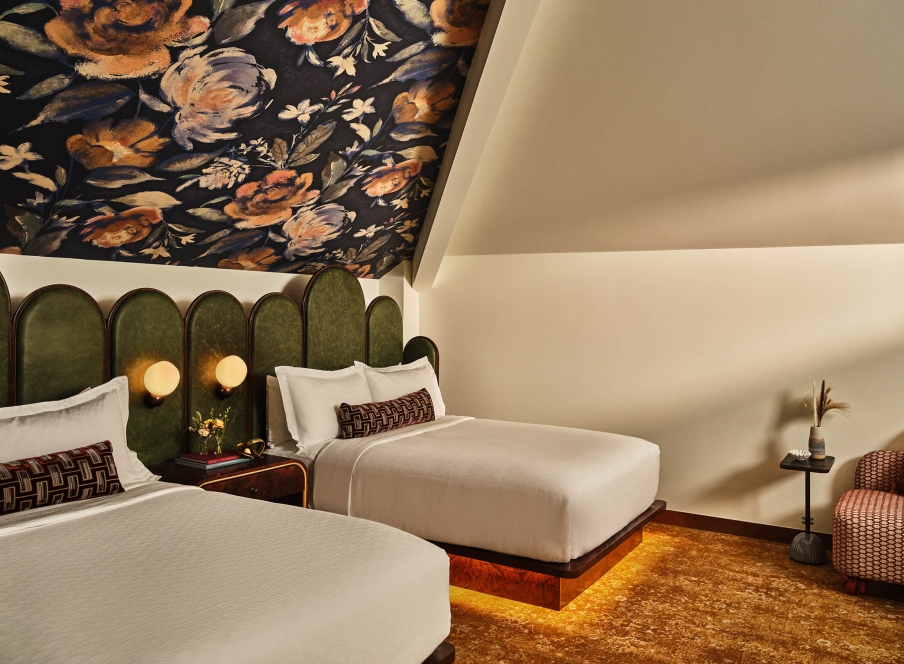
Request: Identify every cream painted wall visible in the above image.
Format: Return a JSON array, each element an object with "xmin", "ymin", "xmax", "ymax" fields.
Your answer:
[
  {"xmin": 447, "ymin": 0, "xmax": 904, "ymax": 256},
  {"xmin": 0, "ymin": 254, "xmax": 418, "ymax": 337},
  {"xmin": 419, "ymin": 247, "xmax": 904, "ymax": 531}
]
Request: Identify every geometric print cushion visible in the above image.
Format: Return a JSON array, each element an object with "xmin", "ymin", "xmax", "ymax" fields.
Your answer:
[
  {"xmin": 338, "ymin": 389, "xmax": 435, "ymax": 439},
  {"xmin": 0, "ymin": 442, "xmax": 122, "ymax": 515}
]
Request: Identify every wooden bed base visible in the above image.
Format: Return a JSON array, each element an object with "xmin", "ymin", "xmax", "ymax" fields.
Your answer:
[
  {"xmin": 433, "ymin": 500, "xmax": 666, "ymax": 610},
  {"xmin": 422, "ymin": 641, "xmax": 455, "ymax": 663}
]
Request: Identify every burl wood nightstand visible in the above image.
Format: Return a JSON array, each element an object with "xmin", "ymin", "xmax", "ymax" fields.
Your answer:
[{"xmin": 149, "ymin": 454, "xmax": 307, "ymax": 507}]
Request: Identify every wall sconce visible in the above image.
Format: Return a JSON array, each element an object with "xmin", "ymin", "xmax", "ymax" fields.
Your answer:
[
  {"xmin": 215, "ymin": 355, "xmax": 247, "ymax": 399},
  {"xmin": 144, "ymin": 361, "xmax": 180, "ymax": 408}
]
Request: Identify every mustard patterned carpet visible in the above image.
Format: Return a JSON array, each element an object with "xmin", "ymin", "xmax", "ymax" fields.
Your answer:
[{"xmin": 448, "ymin": 524, "xmax": 904, "ymax": 664}]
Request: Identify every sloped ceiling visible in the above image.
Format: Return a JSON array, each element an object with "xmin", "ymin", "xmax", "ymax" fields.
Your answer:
[
  {"xmin": 0, "ymin": 0, "xmax": 490, "ymax": 278},
  {"xmin": 446, "ymin": 0, "xmax": 904, "ymax": 256}
]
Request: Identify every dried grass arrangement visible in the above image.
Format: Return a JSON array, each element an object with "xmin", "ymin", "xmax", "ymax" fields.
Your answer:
[{"xmin": 803, "ymin": 380, "xmax": 851, "ymax": 428}]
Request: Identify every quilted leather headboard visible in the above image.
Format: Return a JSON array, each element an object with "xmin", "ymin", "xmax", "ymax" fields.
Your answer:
[
  {"xmin": 366, "ymin": 297, "xmax": 404, "ymax": 368},
  {"xmin": 109, "ymin": 289, "xmax": 184, "ymax": 465},
  {"xmin": 14, "ymin": 286, "xmax": 105, "ymax": 405},
  {"xmin": 302, "ymin": 265, "xmax": 366, "ymax": 371},
  {"xmin": 0, "ymin": 266, "xmax": 438, "ymax": 463},
  {"xmin": 185, "ymin": 292, "xmax": 249, "ymax": 454},
  {"xmin": 250, "ymin": 294, "xmax": 302, "ymax": 440}
]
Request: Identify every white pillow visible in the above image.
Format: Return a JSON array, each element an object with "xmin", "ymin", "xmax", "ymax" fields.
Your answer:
[
  {"xmin": 0, "ymin": 377, "xmax": 157, "ymax": 489},
  {"xmin": 275, "ymin": 365, "xmax": 373, "ymax": 457},
  {"xmin": 355, "ymin": 357, "xmax": 445, "ymax": 418},
  {"xmin": 266, "ymin": 375, "xmax": 294, "ymax": 452}
]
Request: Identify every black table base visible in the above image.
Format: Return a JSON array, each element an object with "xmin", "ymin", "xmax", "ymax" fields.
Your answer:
[{"xmin": 790, "ymin": 532, "xmax": 826, "ymax": 565}]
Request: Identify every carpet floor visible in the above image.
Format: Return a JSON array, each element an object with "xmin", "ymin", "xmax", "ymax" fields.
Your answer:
[{"xmin": 448, "ymin": 524, "xmax": 904, "ymax": 663}]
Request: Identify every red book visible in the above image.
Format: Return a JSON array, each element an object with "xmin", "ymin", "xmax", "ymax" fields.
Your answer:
[{"xmin": 180, "ymin": 452, "xmax": 240, "ymax": 465}]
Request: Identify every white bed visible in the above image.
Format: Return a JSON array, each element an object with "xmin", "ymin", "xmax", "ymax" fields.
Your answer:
[
  {"xmin": 0, "ymin": 481, "xmax": 450, "ymax": 664},
  {"xmin": 275, "ymin": 416, "xmax": 660, "ymax": 563}
]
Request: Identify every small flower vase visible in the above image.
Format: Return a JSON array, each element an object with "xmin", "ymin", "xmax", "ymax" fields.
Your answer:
[
  {"xmin": 215, "ymin": 437, "xmax": 223, "ymax": 455},
  {"xmin": 198, "ymin": 437, "xmax": 209, "ymax": 455},
  {"xmin": 808, "ymin": 426, "xmax": 826, "ymax": 460}
]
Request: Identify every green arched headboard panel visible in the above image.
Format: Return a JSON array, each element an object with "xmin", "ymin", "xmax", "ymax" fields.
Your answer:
[
  {"xmin": 185, "ymin": 292, "xmax": 248, "ymax": 452},
  {"xmin": 366, "ymin": 296, "xmax": 403, "ymax": 368},
  {"xmin": 250, "ymin": 293, "xmax": 302, "ymax": 439},
  {"xmin": 109, "ymin": 289, "xmax": 184, "ymax": 465},
  {"xmin": 0, "ymin": 271, "xmax": 9, "ymax": 406},
  {"xmin": 404, "ymin": 336, "xmax": 440, "ymax": 379},
  {"xmin": 302, "ymin": 266, "xmax": 365, "ymax": 370},
  {"xmin": 14, "ymin": 286, "xmax": 105, "ymax": 404}
]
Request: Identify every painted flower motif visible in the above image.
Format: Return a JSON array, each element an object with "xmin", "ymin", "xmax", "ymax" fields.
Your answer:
[
  {"xmin": 26, "ymin": 192, "xmax": 49, "ymax": 208},
  {"xmin": 0, "ymin": 143, "xmax": 42, "ymax": 171},
  {"xmin": 0, "ymin": 246, "xmax": 21, "ymax": 255},
  {"xmin": 218, "ymin": 247, "xmax": 280, "ymax": 271},
  {"xmin": 0, "ymin": 76, "xmax": 10, "ymax": 94},
  {"xmin": 361, "ymin": 159, "xmax": 422, "ymax": 197},
  {"xmin": 44, "ymin": 0, "xmax": 209, "ymax": 80},
  {"xmin": 327, "ymin": 54, "xmax": 356, "ymax": 77},
  {"xmin": 66, "ymin": 119, "xmax": 169, "ymax": 170},
  {"xmin": 396, "ymin": 218, "xmax": 418, "ymax": 242},
  {"xmin": 392, "ymin": 80, "xmax": 457, "ymax": 125},
  {"xmin": 283, "ymin": 203, "xmax": 349, "ymax": 259},
  {"xmin": 160, "ymin": 48, "xmax": 277, "ymax": 150},
  {"xmin": 224, "ymin": 170, "xmax": 319, "ymax": 228},
  {"xmin": 353, "ymin": 224, "xmax": 382, "ymax": 238},
  {"xmin": 430, "ymin": 0, "xmax": 489, "ymax": 47},
  {"xmin": 198, "ymin": 157, "xmax": 251, "ymax": 190},
  {"xmin": 278, "ymin": 99, "xmax": 324, "ymax": 123},
  {"xmin": 344, "ymin": 263, "xmax": 370, "ymax": 278},
  {"xmin": 277, "ymin": 0, "xmax": 369, "ymax": 46},
  {"xmin": 341, "ymin": 97, "xmax": 376, "ymax": 121},
  {"xmin": 80, "ymin": 207, "xmax": 163, "ymax": 248}
]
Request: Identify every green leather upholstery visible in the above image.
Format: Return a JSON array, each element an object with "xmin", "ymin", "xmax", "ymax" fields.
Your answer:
[
  {"xmin": 366, "ymin": 296, "xmax": 403, "ymax": 368},
  {"xmin": 0, "ymin": 272, "xmax": 9, "ymax": 406},
  {"xmin": 404, "ymin": 336, "xmax": 440, "ymax": 379},
  {"xmin": 250, "ymin": 293, "xmax": 302, "ymax": 439},
  {"xmin": 14, "ymin": 286, "xmax": 105, "ymax": 404},
  {"xmin": 303, "ymin": 266, "xmax": 365, "ymax": 370},
  {"xmin": 109, "ymin": 290, "xmax": 184, "ymax": 465},
  {"xmin": 185, "ymin": 292, "xmax": 249, "ymax": 452}
]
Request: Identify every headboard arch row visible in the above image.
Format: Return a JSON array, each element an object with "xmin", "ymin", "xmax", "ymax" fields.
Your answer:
[{"xmin": 0, "ymin": 266, "xmax": 437, "ymax": 465}]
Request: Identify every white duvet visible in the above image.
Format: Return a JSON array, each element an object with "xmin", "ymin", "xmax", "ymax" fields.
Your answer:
[
  {"xmin": 306, "ymin": 417, "xmax": 660, "ymax": 563},
  {"xmin": 0, "ymin": 482, "xmax": 450, "ymax": 664}
]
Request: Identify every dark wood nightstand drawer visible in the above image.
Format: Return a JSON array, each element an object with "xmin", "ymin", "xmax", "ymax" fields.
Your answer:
[
  {"xmin": 200, "ymin": 462, "xmax": 305, "ymax": 502},
  {"xmin": 148, "ymin": 455, "xmax": 308, "ymax": 507}
]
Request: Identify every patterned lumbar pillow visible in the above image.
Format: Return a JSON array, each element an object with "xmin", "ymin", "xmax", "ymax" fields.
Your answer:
[
  {"xmin": 0, "ymin": 442, "xmax": 122, "ymax": 515},
  {"xmin": 338, "ymin": 389, "xmax": 435, "ymax": 439}
]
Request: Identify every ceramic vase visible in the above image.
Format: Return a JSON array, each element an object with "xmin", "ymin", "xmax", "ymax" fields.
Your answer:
[{"xmin": 808, "ymin": 426, "xmax": 826, "ymax": 460}]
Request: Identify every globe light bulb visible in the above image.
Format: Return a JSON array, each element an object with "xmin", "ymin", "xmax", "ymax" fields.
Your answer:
[
  {"xmin": 215, "ymin": 355, "xmax": 247, "ymax": 398},
  {"xmin": 143, "ymin": 361, "xmax": 180, "ymax": 408}
]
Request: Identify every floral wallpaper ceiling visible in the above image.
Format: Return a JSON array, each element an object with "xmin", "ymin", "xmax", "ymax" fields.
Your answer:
[{"xmin": 0, "ymin": 0, "xmax": 487, "ymax": 277}]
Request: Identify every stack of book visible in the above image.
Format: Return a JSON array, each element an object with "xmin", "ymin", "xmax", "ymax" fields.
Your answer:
[{"xmin": 174, "ymin": 452, "xmax": 250, "ymax": 470}]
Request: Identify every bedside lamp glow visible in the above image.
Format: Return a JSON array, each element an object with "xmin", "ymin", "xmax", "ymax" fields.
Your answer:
[
  {"xmin": 215, "ymin": 355, "xmax": 247, "ymax": 399},
  {"xmin": 143, "ymin": 361, "xmax": 180, "ymax": 408}
]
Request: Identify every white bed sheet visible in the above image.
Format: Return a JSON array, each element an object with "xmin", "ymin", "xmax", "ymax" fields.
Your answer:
[
  {"xmin": 0, "ymin": 482, "xmax": 450, "ymax": 664},
  {"xmin": 279, "ymin": 416, "xmax": 660, "ymax": 563}
]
